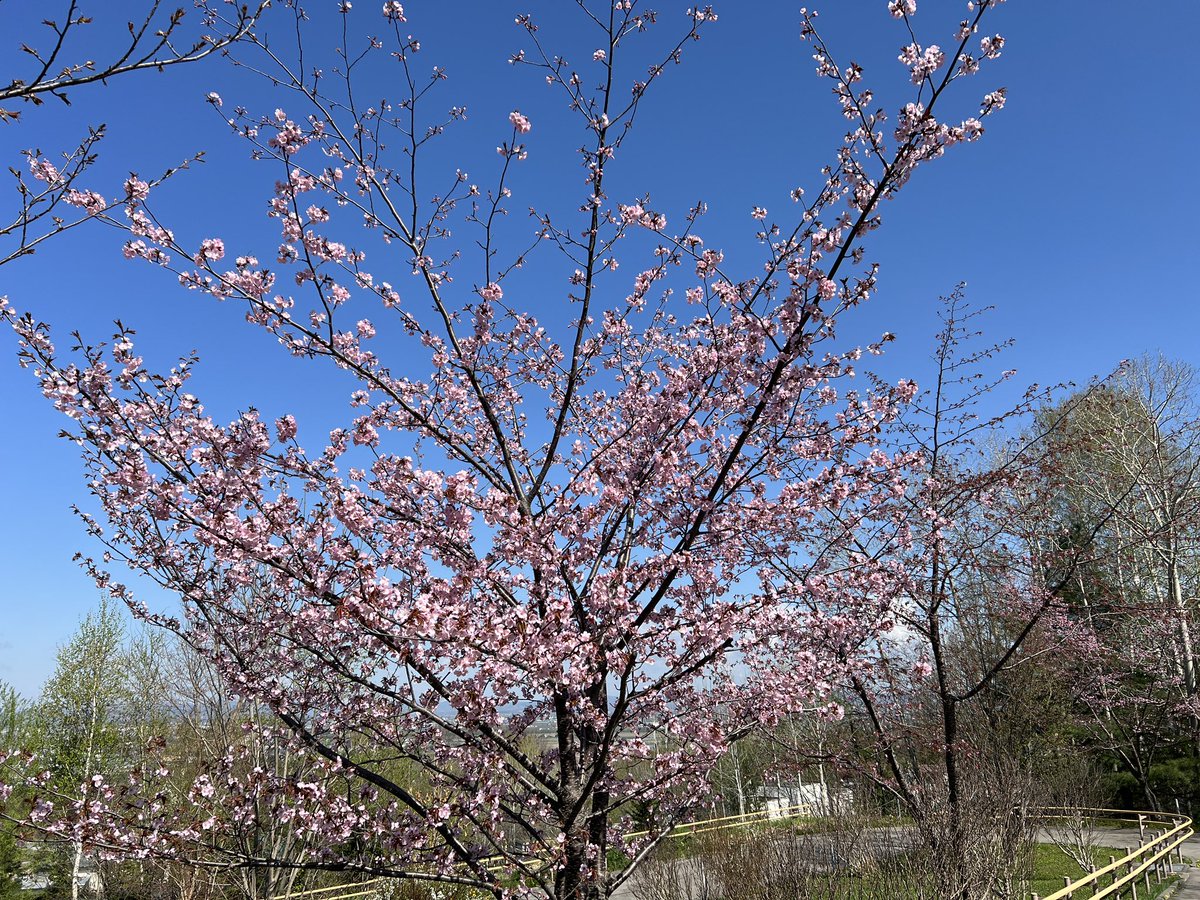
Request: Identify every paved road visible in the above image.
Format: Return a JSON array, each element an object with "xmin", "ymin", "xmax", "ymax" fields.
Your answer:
[
  {"xmin": 1168, "ymin": 830, "xmax": 1200, "ymax": 898},
  {"xmin": 1167, "ymin": 837, "xmax": 1200, "ymax": 899},
  {"xmin": 1170, "ymin": 835, "xmax": 1200, "ymax": 899},
  {"xmin": 1176, "ymin": 871, "xmax": 1200, "ymax": 898}
]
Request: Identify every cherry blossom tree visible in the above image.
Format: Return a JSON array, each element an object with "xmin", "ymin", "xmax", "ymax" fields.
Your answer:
[{"xmin": 1, "ymin": 2, "xmax": 1010, "ymax": 898}]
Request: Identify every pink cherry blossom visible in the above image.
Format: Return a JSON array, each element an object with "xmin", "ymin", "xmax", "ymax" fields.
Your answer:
[
  {"xmin": 508, "ymin": 109, "xmax": 532, "ymax": 134},
  {"xmin": 123, "ymin": 177, "xmax": 150, "ymax": 200},
  {"xmin": 195, "ymin": 237, "xmax": 225, "ymax": 263},
  {"xmin": 29, "ymin": 158, "xmax": 61, "ymax": 184}
]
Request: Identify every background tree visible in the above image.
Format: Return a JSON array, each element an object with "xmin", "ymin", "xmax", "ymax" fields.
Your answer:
[
  {"xmin": 706, "ymin": 728, "xmax": 773, "ymax": 820},
  {"xmin": 0, "ymin": 683, "xmax": 27, "ymax": 900},
  {"xmin": 1045, "ymin": 356, "xmax": 1200, "ymax": 811},
  {"xmin": 30, "ymin": 598, "xmax": 127, "ymax": 900},
  {"xmin": 774, "ymin": 293, "xmax": 1113, "ymax": 899},
  {"xmin": 84, "ymin": 626, "xmax": 319, "ymax": 900},
  {"xmin": 157, "ymin": 629, "xmax": 321, "ymax": 900}
]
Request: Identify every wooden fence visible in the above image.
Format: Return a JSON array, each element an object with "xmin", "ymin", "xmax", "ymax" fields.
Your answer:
[{"xmin": 1033, "ymin": 807, "xmax": 1193, "ymax": 900}]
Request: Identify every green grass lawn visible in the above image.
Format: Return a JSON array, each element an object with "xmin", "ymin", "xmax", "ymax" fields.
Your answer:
[{"xmin": 1021, "ymin": 842, "xmax": 1177, "ymax": 899}]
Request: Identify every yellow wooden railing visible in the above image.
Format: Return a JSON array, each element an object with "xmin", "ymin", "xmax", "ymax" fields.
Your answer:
[{"xmin": 1032, "ymin": 807, "xmax": 1192, "ymax": 900}]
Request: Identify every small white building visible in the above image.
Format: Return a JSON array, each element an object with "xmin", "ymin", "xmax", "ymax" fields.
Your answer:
[
  {"xmin": 17, "ymin": 847, "xmax": 103, "ymax": 895},
  {"xmin": 19, "ymin": 868, "xmax": 102, "ymax": 894},
  {"xmin": 757, "ymin": 780, "xmax": 853, "ymax": 818}
]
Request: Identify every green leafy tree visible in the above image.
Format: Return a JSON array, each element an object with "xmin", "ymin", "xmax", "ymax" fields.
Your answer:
[
  {"xmin": 1042, "ymin": 357, "xmax": 1200, "ymax": 811},
  {"xmin": 33, "ymin": 598, "xmax": 128, "ymax": 900},
  {"xmin": 0, "ymin": 682, "xmax": 26, "ymax": 900}
]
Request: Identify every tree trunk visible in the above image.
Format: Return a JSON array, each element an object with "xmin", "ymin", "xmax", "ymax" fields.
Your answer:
[
  {"xmin": 732, "ymin": 744, "xmax": 746, "ymax": 817},
  {"xmin": 554, "ymin": 830, "xmax": 603, "ymax": 900},
  {"xmin": 1168, "ymin": 549, "xmax": 1197, "ymax": 695},
  {"xmin": 70, "ymin": 840, "xmax": 83, "ymax": 900}
]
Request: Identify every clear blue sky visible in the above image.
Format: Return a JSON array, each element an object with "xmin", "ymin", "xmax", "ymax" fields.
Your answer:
[{"xmin": 1, "ymin": 1, "xmax": 1196, "ymax": 696}]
